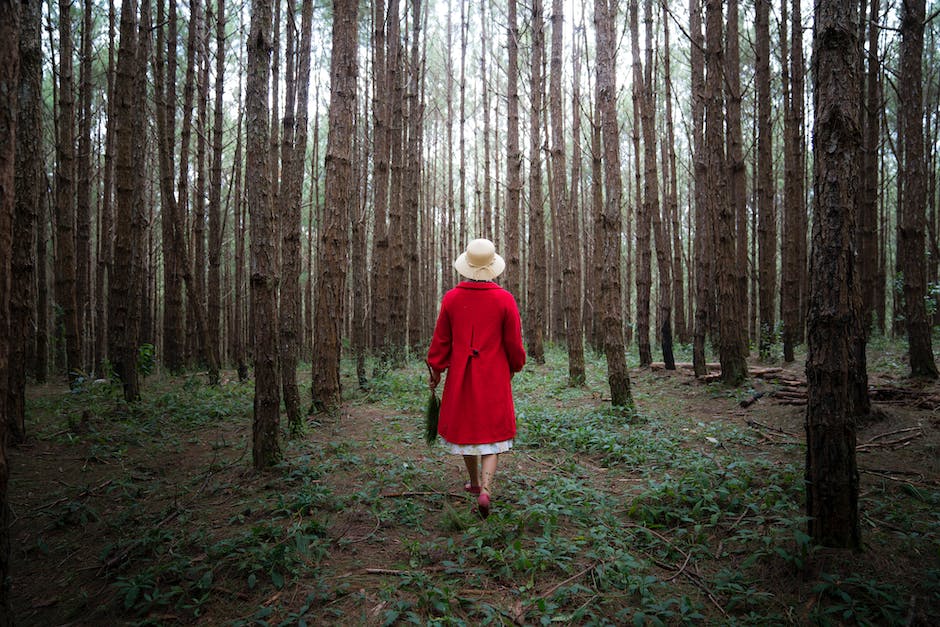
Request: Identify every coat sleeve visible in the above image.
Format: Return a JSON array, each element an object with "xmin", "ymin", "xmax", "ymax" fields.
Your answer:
[
  {"xmin": 426, "ymin": 300, "xmax": 453, "ymax": 372},
  {"xmin": 502, "ymin": 295, "xmax": 526, "ymax": 373}
]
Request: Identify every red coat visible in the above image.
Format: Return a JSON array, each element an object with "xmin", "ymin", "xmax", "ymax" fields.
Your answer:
[{"xmin": 427, "ymin": 281, "xmax": 526, "ymax": 445}]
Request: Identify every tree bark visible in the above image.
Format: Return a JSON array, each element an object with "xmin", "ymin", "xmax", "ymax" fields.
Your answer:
[
  {"xmin": 595, "ymin": 0, "xmax": 634, "ymax": 411},
  {"xmin": 370, "ymin": 0, "xmax": 391, "ymax": 362},
  {"xmin": 108, "ymin": 0, "xmax": 145, "ymax": 402},
  {"xmin": 857, "ymin": 0, "xmax": 880, "ymax": 336},
  {"xmin": 247, "ymin": 0, "xmax": 281, "ymax": 467},
  {"xmin": 551, "ymin": 0, "xmax": 584, "ymax": 385},
  {"xmin": 206, "ymin": 0, "xmax": 225, "ymax": 385},
  {"xmin": 756, "ymin": 0, "xmax": 777, "ymax": 359},
  {"xmin": 629, "ymin": 0, "xmax": 652, "ymax": 367},
  {"xmin": 707, "ymin": 0, "xmax": 747, "ymax": 385},
  {"xmin": 505, "ymin": 0, "xmax": 522, "ymax": 300},
  {"xmin": 690, "ymin": 0, "xmax": 709, "ymax": 377},
  {"xmin": 898, "ymin": 0, "xmax": 938, "ymax": 379},
  {"xmin": 75, "ymin": 0, "xmax": 94, "ymax": 368},
  {"xmin": 805, "ymin": 0, "xmax": 865, "ymax": 548},
  {"xmin": 0, "ymin": 0, "xmax": 19, "ymax": 616},
  {"xmin": 55, "ymin": 0, "xmax": 81, "ymax": 385},
  {"xmin": 526, "ymin": 0, "xmax": 546, "ymax": 364},
  {"xmin": 663, "ymin": 2, "xmax": 686, "ymax": 346},
  {"xmin": 10, "ymin": 0, "xmax": 41, "ymax": 444},
  {"xmin": 311, "ymin": 0, "xmax": 358, "ymax": 412}
]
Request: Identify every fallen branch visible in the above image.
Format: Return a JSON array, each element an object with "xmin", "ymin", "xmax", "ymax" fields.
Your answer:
[
  {"xmin": 745, "ymin": 419, "xmax": 800, "ymax": 439},
  {"xmin": 534, "ymin": 561, "xmax": 599, "ymax": 601}
]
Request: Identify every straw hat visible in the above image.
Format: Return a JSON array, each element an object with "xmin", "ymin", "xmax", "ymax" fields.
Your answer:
[{"xmin": 454, "ymin": 238, "xmax": 506, "ymax": 280}]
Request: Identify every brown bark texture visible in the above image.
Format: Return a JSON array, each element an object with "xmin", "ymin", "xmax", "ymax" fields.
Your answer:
[
  {"xmin": 756, "ymin": 0, "xmax": 777, "ymax": 358},
  {"xmin": 0, "ymin": 0, "xmax": 19, "ymax": 619},
  {"xmin": 107, "ymin": 0, "xmax": 143, "ymax": 402},
  {"xmin": 595, "ymin": 0, "xmax": 633, "ymax": 410},
  {"xmin": 312, "ymin": 0, "xmax": 358, "ymax": 412},
  {"xmin": 690, "ymin": 0, "xmax": 709, "ymax": 377},
  {"xmin": 10, "ymin": 0, "xmax": 41, "ymax": 444},
  {"xmin": 551, "ymin": 0, "xmax": 585, "ymax": 386},
  {"xmin": 55, "ymin": 0, "xmax": 81, "ymax": 385},
  {"xmin": 247, "ymin": 0, "xmax": 282, "ymax": 467},
  {"xmin": 370, "ymin": 0, "xmax": 391, "ymax": 359},
  {"xmin": 898, "ymin": 0, "xmax": 938, "ymax": 378},
  {"xmin": 504, "ymin": 0, "xmax": 522, "ymax": 300},
  {"xmin": 207, "ymin": 0, "xmax": 226, "ymax": 385},
  {"xmin": 805, "ymin": 0, "xmax": 865, "ymax": 548},
  {"xmin": 630, "ymin": 0, "xmax": 652, "ymax": 367},
  {"xmin": 526, "ymin": 0, "xmax": 546, "ymax": 364},
  {"xmin": 858, "ymin": 0, "xmax": 880, "ymax": 335}
]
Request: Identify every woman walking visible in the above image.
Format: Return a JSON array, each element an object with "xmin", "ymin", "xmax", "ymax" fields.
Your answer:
[{"xmin": 427, "ymin": 239, "xmax": 526, "ymax": 518}]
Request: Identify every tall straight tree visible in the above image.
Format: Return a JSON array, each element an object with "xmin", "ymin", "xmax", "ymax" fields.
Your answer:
[
  {"xmin": 10, "ymin": 0, "xmax": 41, "ymax": 444},
  {"xmin": 727, "ymin": 0, "xmax": 748, "ymax": 360},
  {"xmin": 247, "ymin": 0, "xmax": 281, "ymax": 467},
  {"xmin": 595, "ymin": 0, "xmax": 634, "ymax": 410},
  {"xmin": 280, "ymin": 0, "xmax": 314, "ymax": 431},
  {"xmin": 707, "ymin": 0, "xmax": 747, "ymax": 385},
  {"xmin": 629, "ymin": 0, "xmax": 652, "ymax": 367},
  {"xmin": 311, "ymin": 0, "xmax": 358, "ymax": 411},
  {"xmin": 108, "ymin": 0, "xmax": 144, "ymax": 402},
  {"xmin": 551, "ymin": 0, "xmax": 584, "ymax": 385},
  {"xmin": 644, "ymin": 0, "xmax": 673, "ymax": 370},
  {"xmin": 55, "ymin": 0, "xmax": 81, "ymax": 384},
  {"xmin": 805, "ymin": 0, "xmax": 866, "ymax": 548},
  {"xmin": 898, "ymin": 0, "xmax": 938, "ymax": 379},
  {"xmin": 76, "ymin": 0, "xmax": 93, "ymax": 365},
  {"xmin": 0, "ymin": 0, "xmax": 19, "ymax": 617},
  {"xmin": 662, "ymin": 1, "xmax": 686, "ymax": 345},
  {"xmin": 370, "ymin": 0, "xmax": 391, "ymax": 361},
  {"xmin": 690, "ymin": 0, "xmax": 709, "ymax": 377},
  {"xmin": 206, "ymin": 0, "xmax": 225, "ymax": 385},
  {"xmin": 526, "ymin": 0, "xmax": 546, "ymax": 364},
  {"xmin": 858, "ymin": 0, "xmax": 880, "ymax": 334},
  {"xmin": 504, "ymin": 0, "xmax": 522, "ymax": 299},
  {"xmin": 755, "ymin": 0, "xmax": 776, "ymax": 359}
]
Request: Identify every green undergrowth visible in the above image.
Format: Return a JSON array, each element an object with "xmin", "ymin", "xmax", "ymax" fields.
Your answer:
[{"xmin": 16, "ymin": 344, "xmax": 940, "ymax": 625}]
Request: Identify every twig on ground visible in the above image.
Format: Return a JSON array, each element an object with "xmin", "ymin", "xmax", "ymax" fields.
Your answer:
[
  {"xmin": 534, "ymin": 561, "xmax": 598, "ymax": 601},
  {"xmin": 745, "ymin": 419, "xmax": 800, "ymax": 439}
]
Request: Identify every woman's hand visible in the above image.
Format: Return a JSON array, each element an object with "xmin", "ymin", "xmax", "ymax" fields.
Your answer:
[{"xmin": 429, "ymin": 369, "xmax": 441, "ymax": 390}]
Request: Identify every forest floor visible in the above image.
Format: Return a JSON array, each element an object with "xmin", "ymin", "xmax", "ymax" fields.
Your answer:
[{"xmin": 8, "ymin": 339, "xmax": 940, "ymax": 626}]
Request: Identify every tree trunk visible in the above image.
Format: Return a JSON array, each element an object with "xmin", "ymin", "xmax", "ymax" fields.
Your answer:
[
  {"xmin": 55, "ymin": 0, "xmax": 81, "ymax": 385},
  {"xmin": 505, "ymin": 0, "xmax": 522, "ymax": 300},
  {"xmin": 0, "ymin": 1, "xmax": 18, "ymax": 616},
  {"xmin": 595, "ymin": 0, "xmax": 634, "ymax": 411},
  {"xmin": 857, "ymin": 0, "xmax": 880, "ymax": 336},
  {"xmin": 192, "ymin": 7, "xmax": 211, "ymax": 367},
  {"xmin": 405, "ymin": 0, "xmax": 425, "ymax": 356},
  {"xmin": 707, "ymin": 0, "xmax": 747, "ymax": 385},
  {"xmin": 206, "ymin": 0, "xmax": 225, "ymax": 384},
  {"xmin": 95, "ymin": 0, "xmax": 116, "ymax": 375},
  {"xmin": 386, "ymin": 0, "xmax": 406, "ymax": 360},
  {"xmin": 311, "ymin": 0, "xmax": 358, "ymax": 411},
  {"xmin": 75, "ymin": 0, "xmax": 93, "ymax": 369},
  {"xmin": 644, "ymin": 0, "xmax": 672, "ymax": 370},
  {"xmin": 173, "ymin": 0, "xmax": 201, "ymax": 370},
  {"xmin": 756, "ymin": 0, "xmax": 776, "ymax": 359},
  {"xmin": 370, "ymin": 0, "xmax": 391, "ymax": 362},
  {"xmin": 805, "ymin": 0, "xmax": 865, "ymax": 549},
  {"xmin": 551, "ymin": 0, "xmax": 584, "ymax": 385},
  {"xmin": 525, "ymin": 0, "xmax": 546, "ymax": 364},
  {"xmin": 108, "ymin": 0, "xmax": 145, "ymax": 402},
  {"xmin": 690, "ymin": 0, "xmax": 709, "ymax": 377},
  {"xmin": 10, "ymin": 0, "xmax": 41, "ymax": 444},
  {"xmin": 898, "ymin": 0, "xmax": 938, "ymax": 379},
  {"xmin": 629, "ymin": 0, "xmax": 652, "ymax": 367},
  {"xmin": 663, "ymin": 3, "xmax": 686, "ymax": 346},
  {"xmin": 247, "ymin": 0, "xmax": 281, "ymax": 467}
]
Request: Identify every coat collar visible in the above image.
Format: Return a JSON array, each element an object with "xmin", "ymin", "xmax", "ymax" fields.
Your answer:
[{"xmin": 456, "ymin": 280, "xmax": 502, "ymax": 290}]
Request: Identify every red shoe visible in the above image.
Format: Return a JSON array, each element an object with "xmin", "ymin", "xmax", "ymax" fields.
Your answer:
[
  {"xmin": 477, "ymin": 492, "xmax": 490, "ymax": 519},
  {"xmin": 464, "ymin": 482, "xmax": 481, "ymax": 494}
]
